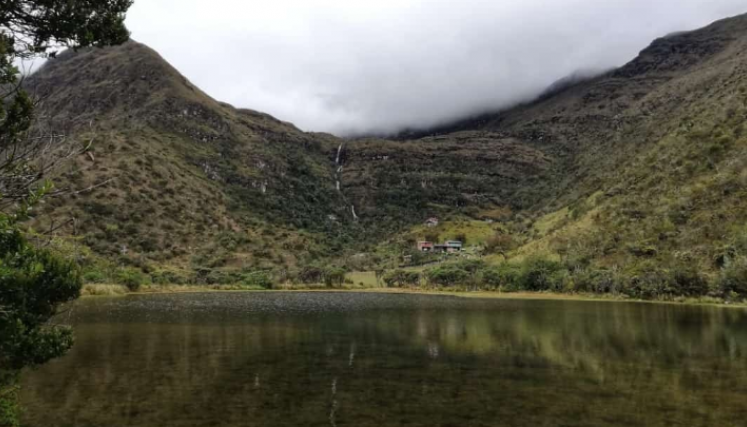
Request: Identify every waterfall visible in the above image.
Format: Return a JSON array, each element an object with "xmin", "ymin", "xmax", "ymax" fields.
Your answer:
[{"xmin": 335, "ymin": 143, "xmax": 343, "ymax": 165}]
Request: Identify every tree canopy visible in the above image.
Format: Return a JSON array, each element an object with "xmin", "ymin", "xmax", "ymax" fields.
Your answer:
[{"xmin": 0, "ymin": 2, "xmax": 133, "ymax": 426}]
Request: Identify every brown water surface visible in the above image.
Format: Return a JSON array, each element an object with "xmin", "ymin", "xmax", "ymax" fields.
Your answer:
[{"xmin": 20, "ymin": 292, "xmax": 747, "ymax": 426}]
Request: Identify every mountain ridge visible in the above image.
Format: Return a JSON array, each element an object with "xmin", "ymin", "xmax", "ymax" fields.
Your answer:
[{"xmin": 23, "ymin": 12, "xmax": 747, "ymax": 290}]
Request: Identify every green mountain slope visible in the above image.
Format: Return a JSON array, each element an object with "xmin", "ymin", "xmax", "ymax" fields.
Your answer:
[
  {"xmin": 23, "ymin": 13, "xmax": 747, "ymax": 293},
  {"xmin": 484, "ymin": 13, "xmax": 747, "ymax": 276},
  {"xmin": 26, "ymin": 42, "xmax": 360, "ymax": 279}
]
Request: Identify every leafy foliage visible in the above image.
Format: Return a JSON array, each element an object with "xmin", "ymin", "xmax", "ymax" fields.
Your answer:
[
  {"xmin": 0, "ymin": 1, "xmax": 133, "ymax": 425},
  {"xmin": 383, "ymin": 270, "xmax": 421, "ymax": 287},
  {"xmin": 0, "ymin": 219, "xmax": 81, "ymax": 426},
  {"xmin": 114, "ymin": 267, "xmax": 149, "ymax": 292}
]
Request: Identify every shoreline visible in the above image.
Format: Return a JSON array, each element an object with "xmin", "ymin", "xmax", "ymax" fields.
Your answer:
[{"xmin": 80, "ymin": 284, "xmax": 747, "ymax": 309}]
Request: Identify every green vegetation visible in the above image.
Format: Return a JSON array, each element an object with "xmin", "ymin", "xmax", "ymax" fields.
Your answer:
[
  {"xmin": 0, "ymin": 1, "xmax": 133, "ymax": 425},
  {"xmin": 383, "ymin": 270, "xmax": 421, "ymax": 287},
  {"xmin": 379, "ymin": 254, "xmax": 738, "ymax": 301},
  {"xmin": 0, "ymin": 220, "xmax": 82, "ymax": 427},
  {"xmin": 12, "ymin": 12, "xmax": 747, "ymax": 307}
]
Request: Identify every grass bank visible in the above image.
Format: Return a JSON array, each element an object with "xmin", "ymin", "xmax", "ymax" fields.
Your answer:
[{"xmin": 80, "ymin": 283, "xmax": 747, "ymax": 308}]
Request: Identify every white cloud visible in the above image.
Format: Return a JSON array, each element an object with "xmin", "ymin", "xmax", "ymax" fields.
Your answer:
[{"xmin": 126, "ymin": 0, "xmax": 747, "ymax": 136}]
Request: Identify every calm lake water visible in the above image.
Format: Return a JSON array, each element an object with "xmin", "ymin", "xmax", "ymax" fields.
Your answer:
[{"xmin": 20, "ymin": 292, "xmax": 747, "ymax": 427}]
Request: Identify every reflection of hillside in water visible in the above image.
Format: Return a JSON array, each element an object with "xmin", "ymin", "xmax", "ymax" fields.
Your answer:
[{"xmin": 22, "ymin": 294, "xmax": 747, "ymax": 427}]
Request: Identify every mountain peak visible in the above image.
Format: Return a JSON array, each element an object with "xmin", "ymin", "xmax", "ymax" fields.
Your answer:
[
  {"xmin": 614, "ymin": 12, "xmax": 747, "ymax": 78},
  {"xmin": 27, "ymin": 40, "xmax": 211, "ymax": 120}
]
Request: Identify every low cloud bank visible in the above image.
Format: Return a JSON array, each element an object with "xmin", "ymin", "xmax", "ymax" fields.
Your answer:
[{"xmin": 128, "ymin": 0, "xmax": 747, "ymax": 136}]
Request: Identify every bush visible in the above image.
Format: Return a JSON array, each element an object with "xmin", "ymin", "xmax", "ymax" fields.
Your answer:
[
  {"xmin": 453, "ymin": 259, "xmax": 486, "ymax": 273},
  {"xmin": 569, "ymin": 268, "xmax": 623, "ymax": 294},
  {"xmin": 671, "ymin": 269, "xmax": 710, "ymax": 297},
  {"xmin": 484, "ymin": 234, "xmax": 515, "ymax": 255},
  {"xmin": 297, "ymin": 266, "xmax": 324, "ymax": 284},
  {"xmin": 426, "ymin": 265, "xmax": 470, "ymax": 287},
  {"xmin": 323, "ymin": 267, "xmax": 346, "ymax": 288},
  {"xmin": 81, "ymin": 269, "xmax": 107, "ymax": 284},
  {"xmin": 0, "ymin": 221, "xmax": 82, "ymax": 427},
  {"xmin": 114, "ymin": 267, "xmax": 149, "ymax": 292},
  {"xmin": 239, "ymin": 271, "xmax": 274, "ymax": 289},
  {"xmin": 718, "ymin": 257, "xmax": 747, "ymax": 298},
  {"xmin": 151, "ymin": 269, "xmax": 192, "ymax": 285},
  {"xmin": 481, "ymin": 264, "xmax": 522, "ymax": 290},
  {"xmin": 621, "ymin": 268, "xmax": 675, "ymax": 300},
  {"xmin": 383, "ymin": 270, "xmax": 421, "ymax": 287},
  {"xmin": 519, "ymin": 257, "xmax": 564, "ymax": 291}
]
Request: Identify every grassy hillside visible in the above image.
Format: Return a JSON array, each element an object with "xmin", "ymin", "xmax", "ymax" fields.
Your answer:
[
  {"xmin": 22, "ymin": 13, "xmax": 747, "ymax": 298},
  {"xmin": 25, "ymin": 42, "xmax": 361, "ymax": 284},
  {"xmin": 493, "ymin": 13, "xmax": 747, "ymax": 272},
  {"xmin": 382, "ymin": 13, "xmax": 747, "ymax": 298}
]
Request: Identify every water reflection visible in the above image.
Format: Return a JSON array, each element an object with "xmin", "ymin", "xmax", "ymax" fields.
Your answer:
[{"xmin": 21, "ymin": 293, "xmax": 747, "ymax": 427}]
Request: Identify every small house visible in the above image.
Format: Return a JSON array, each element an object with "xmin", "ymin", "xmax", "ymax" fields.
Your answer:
[
  {"xmin": 418, "ymin": 240, "xmax": 463, "ymax": 253},
  {"xmin": 425, "ymin": 217, "xmax": 439, "ymax": 228},
  {"xmin": 418, "ymin": 241, "xmax": 435, "ymax": 252},
  {"xmin": 445, "ymin": 241, "xmax": 463, "ymax": 253}
]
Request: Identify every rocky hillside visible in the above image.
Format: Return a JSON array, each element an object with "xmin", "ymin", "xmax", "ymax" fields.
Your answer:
[
  {"xmin": 23, "ymin": 12, "xmax": 747, "ymax": 287},
  {"xmin": 26, "ymin": 42, "xmax": 356, "ymax": 278},
  {"xmin": 24, "ymin": 41, "xmax": 547, "ymax": 280}
]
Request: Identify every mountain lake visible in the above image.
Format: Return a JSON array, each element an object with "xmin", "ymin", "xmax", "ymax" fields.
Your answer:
[{"xmin": 20, "ymin": 292, "xmax": 747, "ymax": 427}]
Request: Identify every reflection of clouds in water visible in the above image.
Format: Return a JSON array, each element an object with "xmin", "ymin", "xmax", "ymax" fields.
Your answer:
[
  {"xmin": 427, "ymin": 342, "xmax": 440, "ymax": 359},
  {"xmin": 417, "ymin": 317, "xmax": 428, "ymax": 338},
  {"xmin": 329, "ymin": 378, "xmax": 338, "ymax": 427},
  {"xmin": 348, "ymin": 343, "xmax": 356, "ymax": 367}
]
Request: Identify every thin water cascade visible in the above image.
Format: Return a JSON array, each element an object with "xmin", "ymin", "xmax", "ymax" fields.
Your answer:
[{"xmin": 335, "ymin": 144, "xmax": 343, "ymax": 166}]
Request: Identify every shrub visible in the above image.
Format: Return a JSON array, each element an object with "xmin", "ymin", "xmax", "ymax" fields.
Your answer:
[
  {"xmin": 81, "ymin": 269, "xmax": 107, "ymax": 284},
  {"xmin": 241, "ymin": 271, "xmax": 274, "ymax": 289},
  {"xmin": 484, "ymin": 234, "xmax": 515, "ymax": 255},
  {"xmin": 0, "ymin": 221, "xmax": 82, "ymax": 427},
  {"xmin": 426, "ymin": 265, "xmax": 470, "ymax": 287},
  {"xmin": 453, "ymin": 259, "xmax": 486, "ymax": 273},
  {"xmin": 297, "ymin": 266, "xmax": 324, "ymax": 284},
  {"xmin": 114, "ymin": 267, "xmax": 149, "ymax": 292},
  {"xmin": 151, "ymin": 269, "xmax": 192, "ymax": 285},
  {"xmin": 481, "ymin": 264, "xmax": 522, "ymax": 290},
  {"xmin": 622, "ymin": 268, "xmax": 675, "ymax": 300},
  {"xmin": 718, "ymin": 257, "xmax": 747, "ymax": 298},
  {"xmin": 519, "ymin": 257, "xmax": 564, "ymax": 291},
  {"xmin": 323, "ymin": 267, "xmax": 346, "ymax": 288},
  {"xmin": 383, "ymin": 270, "xmax": 421, "ymax": 287},
  {"xmin": 569, "ymin": 268, "xmax": 623, "ymax": 294},
  {"xmin": 671, "ymin": 269, "xmax": 710, "ymax": 297}
]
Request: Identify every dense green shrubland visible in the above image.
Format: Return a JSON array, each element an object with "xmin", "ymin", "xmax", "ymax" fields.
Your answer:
[{"xmin": 370, "ymin": 253, "xmax": 747, "ymax": 301}]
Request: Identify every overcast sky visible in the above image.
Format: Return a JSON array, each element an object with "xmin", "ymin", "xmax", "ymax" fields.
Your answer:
[{"xmin": 126, "ymin": 1, "xmax": 746, "ymax": 136}]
